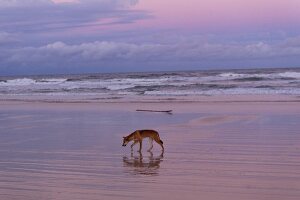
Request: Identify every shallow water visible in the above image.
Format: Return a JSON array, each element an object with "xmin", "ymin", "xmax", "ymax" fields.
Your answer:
[{"xmin": 1, "ymin": 104, "xmax": 300, "ymax": 200}]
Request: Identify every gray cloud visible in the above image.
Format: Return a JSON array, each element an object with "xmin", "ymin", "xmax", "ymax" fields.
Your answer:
[
  {"xmin": 0, "ymin": 32, "xmax": 18, "ymax": 44},
  {"xmin": 0, "ymin": 0, "xmax": 52, "ymax": 7},
  {"xmin": 0, "ymin": 0, "xmax": 148, "ymax": 33},
  {"xmin": 1, "ymin": 35, "xmax": 300, "ymax": 75},
  {"xmin": 0, "ymin": 0, "xmax": 138, "ymax": 8}
]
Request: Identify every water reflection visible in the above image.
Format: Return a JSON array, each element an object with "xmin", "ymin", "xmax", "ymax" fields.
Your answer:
[{"xmin": 123, "ymin": 151, "xmax": 164, "ymax": 176}]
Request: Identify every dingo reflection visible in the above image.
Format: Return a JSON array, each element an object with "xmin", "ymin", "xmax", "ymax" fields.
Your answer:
[{"xmin": 123, "ymin": 152, "xmax": 163, "ymax": 176}]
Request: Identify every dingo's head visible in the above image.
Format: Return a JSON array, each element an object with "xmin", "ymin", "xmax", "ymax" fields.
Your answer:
[{"xmin": 122, "ymin": 136, "xmax": 130, "ymax": 146}]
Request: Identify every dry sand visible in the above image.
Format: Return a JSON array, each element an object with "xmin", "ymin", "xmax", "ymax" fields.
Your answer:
[{"xmin": 1, "ymin": 98, "xmax": 300, "ymax": 200}]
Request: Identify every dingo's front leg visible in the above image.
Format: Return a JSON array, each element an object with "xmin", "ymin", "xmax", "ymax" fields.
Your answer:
[
  {"xmin": 138, "ymin": 140, "xmax": 143, "ymax": 152},
  {"xmin": 131, "ymin": 140, "xmax": 138, "ymax": 151}
]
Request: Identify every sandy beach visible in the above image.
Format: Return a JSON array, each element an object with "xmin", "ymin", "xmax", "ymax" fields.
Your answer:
[{"xmin": 1, "ymin": 97, "xmax": 300, "ymax": 200}]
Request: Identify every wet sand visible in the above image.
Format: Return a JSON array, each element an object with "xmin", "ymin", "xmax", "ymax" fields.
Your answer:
[{"xmin": 1, "ymin": 100, "xmax": 300, "ymax": 200}]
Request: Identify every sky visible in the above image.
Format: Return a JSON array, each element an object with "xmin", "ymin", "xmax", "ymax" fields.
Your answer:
[{"xmin": 0, "ymin": 0, "xmax": 300, "ymax": 75}]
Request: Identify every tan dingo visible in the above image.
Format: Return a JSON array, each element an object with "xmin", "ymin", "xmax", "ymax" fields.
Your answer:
[{"xmin": 122, "ymin": 130, "xmax": 164, "ymax": 152}]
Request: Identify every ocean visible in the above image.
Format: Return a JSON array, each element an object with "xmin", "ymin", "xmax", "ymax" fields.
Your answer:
[{"xmin": 1, "ymin": 68, "xmax": 300, "ymax": 101}]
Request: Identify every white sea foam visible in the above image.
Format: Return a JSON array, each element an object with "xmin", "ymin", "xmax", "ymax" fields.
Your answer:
[
  {"xmin": 219, "ymin": 73, "xmax": 272, "ymax": 79},
  {"xmin": 219, "ymin": 73, "xmax": 245, "ymax": 78},
  {"xmin": 39, "ymin": 78, "xmax": 67, "ymax": 83},
  {"xmin": 277, "ymin": 72, "xmax": 300, "ymax": 79},
  {"xmin": 219, "ymin": 71, "xmax": 300, "ymax": 80},
  {"xmin": 2, "ymin": 78, "xmax": 36, "ymax": 86}
]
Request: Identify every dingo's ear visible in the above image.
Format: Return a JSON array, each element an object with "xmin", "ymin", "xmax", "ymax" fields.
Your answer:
[{"xmin": 123, "ymin": 136, "xmax": 126, "ymax": 138}]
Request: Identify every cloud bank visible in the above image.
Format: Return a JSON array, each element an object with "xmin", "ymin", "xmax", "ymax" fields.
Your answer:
[{"xmin": 1, "ymin": 36, "xmax": 300, "ymax": 75}]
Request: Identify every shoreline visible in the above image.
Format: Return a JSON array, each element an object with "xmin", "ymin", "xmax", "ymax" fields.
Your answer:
[
  {"xmin": 1, "ymin": 96, "xmax": 300, "ymax": 115},
  {"xmin": 1, "ymin": 94, "xmax": 300, "ymax": 104}
]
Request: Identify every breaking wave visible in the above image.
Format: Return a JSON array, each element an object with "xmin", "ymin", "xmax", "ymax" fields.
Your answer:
[{"xmin": 1, "ymin": 68, "xmax": 300, "ymax": 98}]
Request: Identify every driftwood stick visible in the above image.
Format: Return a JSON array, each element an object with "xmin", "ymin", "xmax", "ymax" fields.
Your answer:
[{"xmin": 136, "ymin": 109, "xmax": 172, "ymax": 114}]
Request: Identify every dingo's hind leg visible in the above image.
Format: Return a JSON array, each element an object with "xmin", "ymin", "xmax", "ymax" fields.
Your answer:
[
  {"xmin": 154, "ymin": 137, "xmax": 164, "ymax": 151},
  {"xmin": 148, "ymin": 138, "xmax": 153, "ymax": 152}
]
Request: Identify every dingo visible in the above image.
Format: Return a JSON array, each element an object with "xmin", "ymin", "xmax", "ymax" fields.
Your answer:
[{"xmin": 122, "ymin": 130, "xmax": 164, "ymax": 152}]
